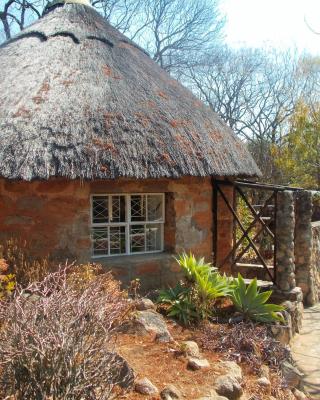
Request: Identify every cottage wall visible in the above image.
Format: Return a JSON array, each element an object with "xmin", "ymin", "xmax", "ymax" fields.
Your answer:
[{"xmin": 0, "ymin": 177, "xmax": 218, "ymax": 290}]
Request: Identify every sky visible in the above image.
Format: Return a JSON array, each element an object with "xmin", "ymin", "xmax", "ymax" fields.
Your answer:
[{"xmin": 221, "ymin": 0, "xmax": 320, "ymax": 55}]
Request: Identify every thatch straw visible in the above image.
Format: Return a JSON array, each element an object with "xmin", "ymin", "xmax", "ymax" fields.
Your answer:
[{"xmin": 0, "ymin": 3, "xmax": 261, "ymax": 181}]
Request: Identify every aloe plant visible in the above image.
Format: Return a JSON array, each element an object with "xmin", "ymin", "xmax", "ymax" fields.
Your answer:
[
  {"xmin": 230, "ymin": 274, "xmax": 284, "ymax": 323},
  {"xmin": 175, "ymin": 252, "xmax": 215, "ymax": 282},
  {"xmin": 157, "ymin": 283, "xmax": 197, "ymax": 324}
]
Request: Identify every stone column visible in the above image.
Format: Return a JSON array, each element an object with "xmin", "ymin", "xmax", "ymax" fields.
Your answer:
[
  {"xmin": 295, "ymin": 191, "xmax": 316, "ymax": 305},
  {"xmin": 276, "ymin": 191, "xmax": 296, "ymax": 291}
]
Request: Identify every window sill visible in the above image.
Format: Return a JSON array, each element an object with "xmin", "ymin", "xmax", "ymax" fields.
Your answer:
[{"xmin": 91, "ymin": 251, "xmax": 174, "ymax": 266}]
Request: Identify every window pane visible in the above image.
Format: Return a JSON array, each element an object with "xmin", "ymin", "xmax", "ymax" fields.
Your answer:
[
  {"xmin": 111, "ymin": 195, "xmax": 126, "ymax": 223},
  {"xmin": 92, "ymin": 196, "xmax": 109, "ymax": 224},
  {"xmin": 146, "ymin": 224, "xmax": 162, "ymax": 251},
  {"xmin": 130, "ymin": 225, "xmax": 145, "ymax": 253},
  {"xmin": 130, "ymin": 195, "xmax": 146, "ymax": 222},
  {"xmin": 147, "ymin": 195, "xmax": 163, "ymax": 221},
  {"xmin": 110, "ymin": 226, "xmax": 126, "ymax": 255},
  {"xmin": 92, "ymin": 227, "xmax": 108, "ymax": 256}
]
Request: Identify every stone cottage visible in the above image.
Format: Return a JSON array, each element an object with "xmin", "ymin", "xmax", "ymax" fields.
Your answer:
[{"xmin": 0, "ymin": 0, "xmax": 260, "ymax": 289}]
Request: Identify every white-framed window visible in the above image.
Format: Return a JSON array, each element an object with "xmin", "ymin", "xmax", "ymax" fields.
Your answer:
[{"xmin": 91, "ymin": 193, "xmax": 165, "ymax": 257}]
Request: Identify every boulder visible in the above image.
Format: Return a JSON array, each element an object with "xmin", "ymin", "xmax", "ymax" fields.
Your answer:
[
  {"xmin": 256, "ymin": 377, "xmax": 271, "ymax": 393},
  {"xmin": 218, "ymin": 361, "xmax": 242, "ymax": 382},
  {"xmin": 111, "ymin": 353, "xmax": 135, "ymax": 389},
  {"xmin": 136, "ymin": 298, "xmax": 156, "ymax": 311},
  {"xmin": 196, "ymin": 390, "xmax": 228, "ymax": 400},
  {"xmin": 135, "ymin": 378, "xmax": 159, "ymax": 395},
  {"xmin": 122, "ymin": 310, "xmax": 173, "ymax": 342},
  {"xmin": 292, "ymin": 388, "xmax": 307, "ymax": 400},
  {"xmin": 259, "ymin": 365, "xmax": 270, "ymax": 380},
  {"xmin": 187, "ymin": 357, "xmax": 210, "ymax": 371},
  {"xmin": 281, "ymin": 361, "xmax": 304, "ymax": 389},
  {"xmin": 214, "ymin": 375, "xmax": 243, "ymax": 400},
  {"xmin": 181, "ymin": 340, "xmax": 201, "ymax": 358},
  {"xmin": 160, "ymin": 384, "xmax": 182, "ymax": 399}
]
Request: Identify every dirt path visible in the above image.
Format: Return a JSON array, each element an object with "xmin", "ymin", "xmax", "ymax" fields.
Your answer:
[{"xmin": 291, "ymin": 303, "xmax": 320, "ymax": 399}]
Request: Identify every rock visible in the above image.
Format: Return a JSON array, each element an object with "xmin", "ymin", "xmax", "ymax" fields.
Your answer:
[
  {"xmin": 256, "ymin": 377, "xmax": 271, "ymax": 393},
  {"xmin": 187, "ymin": 357, "xmax": 210, "ymax": 371},
  {"xmin": 160, "ymin": 384, "xmax": 182, "ymax": 399},
  {"xmin": 135, "ymin": 378, "xmax": 159, "ymax": 395},
  {"xmin": 218, "ymin": 361, "xmax": 242, "ymax": 382},
  {"xmin": 281, "ymin": 361, "xmax": 304, "ymax": 389},
  {"xmin": 136, "ymin": 298, "xmax": 156, "ymax": 311},
  {"xmin": 271, "ymin": 317, "xmax": 292, "ymax": 345},
  {"xmin": 292, "ymin": 388, "xmax": 307, "ymax": 400},
  {"xmin": 196, "ymin": 390, "xmax": 228, "ymax": 400},
  {"xmin": 259, "ymin": 365, "xmax": 270, "ymax": 380},
  {"xmin": 181, "ymin": 341, "xmax": 201, "ymax": 358},
  {"xmin": 111, "ymin": 353, "xmax": 135, "ymax": 389},
  {"xmin": 214, "ymin": 375, "xmax": 243, "ymax": 400},
  {"xmin": 122, "ymin": 310, "xmax": 173, "ymax": 342}
]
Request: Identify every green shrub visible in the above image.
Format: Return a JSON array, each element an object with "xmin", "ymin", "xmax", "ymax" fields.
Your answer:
[
  {"xmin": 230, "ymin": 274, "xmax": 284, "ymax": 323},
  {"xmin": 157, "ymin": 253, "xmax": 284, "ymax": 326},
  {"xmin": 157, "ymin": 283, "xmax": 197, "ymax": 324},
  {"xmin": 157, "ymin": 253, "xmax": 231, "ymax": 324},
  {"xmin": 175, "ymin": 252, "xmax": 214, "ymax": 282}
]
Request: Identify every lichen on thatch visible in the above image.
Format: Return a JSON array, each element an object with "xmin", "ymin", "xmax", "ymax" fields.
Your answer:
[{"xmin": 0, "ymin": 3, "xmax": 261, "ymax": 181}]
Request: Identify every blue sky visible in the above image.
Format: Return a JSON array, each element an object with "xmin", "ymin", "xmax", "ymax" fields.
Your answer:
[{"xmin": 221, "ymin": 0, "xmax": 320, "ymax": 55}]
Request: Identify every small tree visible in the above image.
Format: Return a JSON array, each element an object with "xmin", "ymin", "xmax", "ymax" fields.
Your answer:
[{"xmin": 273, "ymin": 101, "xmax": 320, "ymax": 189}]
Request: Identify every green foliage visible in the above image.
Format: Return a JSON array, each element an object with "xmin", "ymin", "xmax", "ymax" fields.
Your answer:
[
  {"xmin": 230, "ymin": 274, "xmax": 284, "ymax": 323},
  {"xmin": 158, "ymin": 253, "xmax": 232, "ymax": 324},
  {"xmin": 158, "ymin": 282, "xmax": 190, "ymax": 304},
  {"xmin": 175, "ymin": 252, "xmax": 214, "ymax": 283},
  {"xmin": 273, "ymin": 101, "xmax": 320, "ymax": 189},
  {"xmin": 158, "ymin": 253, "xmax": 284, "ymax": 326},
  {"xmin": 157, "ymin": 283, "xmax": 197, "ymax": 325}
]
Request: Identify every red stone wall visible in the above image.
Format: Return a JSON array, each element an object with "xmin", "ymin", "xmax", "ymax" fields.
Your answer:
[
  {"xmin": 215, "ymin": 184, "xmax": 234, "ymax": 273},
  {"xmin": 0, "ymin": 177, "xmax": 216, "ymax": 290}
]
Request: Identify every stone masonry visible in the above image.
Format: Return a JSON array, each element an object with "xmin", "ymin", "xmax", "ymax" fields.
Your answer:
[
  {"xmin": 311, "ymin": 222, "xmax": 320, "ymax": 303},
  {"xmin": 0, "ymin": 176, "xmax": 215, "ymax": 291},
  {"xmin": 276, "ymin": 191, "xmax": 296, "ymax": 291},
  {"xmin": 295, "ymin": 191, "xmax": 317, "ymax": 306}
]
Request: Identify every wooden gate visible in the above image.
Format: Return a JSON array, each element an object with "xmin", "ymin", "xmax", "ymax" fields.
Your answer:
[{"xmin": 213, "ymin": 180, "xmax": 301, "ymax": 286}]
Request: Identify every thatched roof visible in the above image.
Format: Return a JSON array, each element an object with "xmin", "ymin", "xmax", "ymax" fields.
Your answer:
[{"xmin": 0, "ymin": 2, "xmax": 261, "ymax": 181}]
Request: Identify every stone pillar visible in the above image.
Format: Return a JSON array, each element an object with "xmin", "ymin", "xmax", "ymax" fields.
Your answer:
[
  {"xmin": 276, "ymin": 191, "xmax": 296, "ymax": 291},
  {"xmin": 295, "ymin": 191, "xmax": 317, "ymax": 305}
]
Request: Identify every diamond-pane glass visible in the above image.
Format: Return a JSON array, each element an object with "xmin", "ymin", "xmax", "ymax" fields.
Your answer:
[
  {"xmin": 130, "ymin": 195, "xmax": 146, "ymax": 222},
  {"xmin": 92, "ymin": 196, "xmax": 109, "ymax": 223},
  {"xmin": 130, "ymin": 225, "xmax": 145, "ymax": 253},
  {"xmin": 147, "ymin": 195, "xmax": 163, "ymax": 221},
  {"xmin": 146, "ymin": 224, "xmax": 162, "ymax": 251},
  {"xmin": 111, "ymin": 196, "xmax": 126, "ymax": 223},
  {"xmin": 92, "ymin": 227, "xmax": 108, "ymax": 256},
  {"xmin": 110, "ymin": 226, "xmax": 126, "ymax": 254}
]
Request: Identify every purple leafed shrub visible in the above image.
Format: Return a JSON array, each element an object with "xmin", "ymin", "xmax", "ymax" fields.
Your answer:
[{"xmin": 0, "ymin": 266, "xmax": 134, "ymax": 399}]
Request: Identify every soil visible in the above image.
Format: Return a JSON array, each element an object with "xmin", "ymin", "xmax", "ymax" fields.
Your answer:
[{"xmin": 115, "ymin": 318, "xmax": 297, "ymax": 400}]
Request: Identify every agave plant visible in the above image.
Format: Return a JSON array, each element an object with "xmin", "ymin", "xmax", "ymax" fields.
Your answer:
[
  {"xmin": 157, "ymin": 283, "xmax": 197, "ymax": 324},
  {"xmin": 230, "ymin": 274, "xmax": 284, "ymax": 323},
  {"xmin": 157, "ymin": 282, "xmax": 190, "ymax": 304}
]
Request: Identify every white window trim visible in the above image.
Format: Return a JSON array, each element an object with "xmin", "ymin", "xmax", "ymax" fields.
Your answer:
[{"xmin": 90, "ymin": 193, "xmax": 165, "ymax": 258}]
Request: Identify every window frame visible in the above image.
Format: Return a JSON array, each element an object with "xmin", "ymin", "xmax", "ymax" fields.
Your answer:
[{"xmin": 90, "ymin": 193, "xmax": 165, "ymax": 258}]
